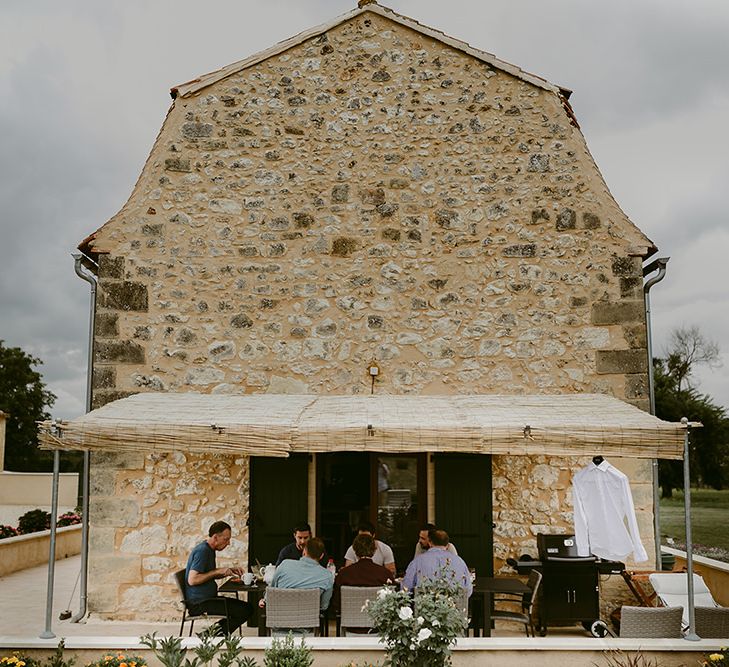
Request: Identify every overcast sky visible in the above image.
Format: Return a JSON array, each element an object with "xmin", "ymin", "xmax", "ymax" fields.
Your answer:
[{"xmin": 1, "ymin": 0, "xmax": 727, "ymax": 419}]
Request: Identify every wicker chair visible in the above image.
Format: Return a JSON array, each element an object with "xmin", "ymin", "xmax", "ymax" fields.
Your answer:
[
  {"xmin": 491, "ymin": 569, "xmax": 542, "ymax": 637},
  {"xmin": 619, "ymin": 605, "xmax": 683, "ymax": 638},
  {"xmin": 695, "ymin": 606, "xmax": 729, "ymax": 638},
  {"xmin": 173, "ymin": 568, "xmax": 231, "ymax": 637},
  {"xmin": 265, "ymin": 587, "xmax": 321, "ymax": 636},
  {"xmin": 337, "ymin": 586, "xmax": 378, "ymax": 636}
]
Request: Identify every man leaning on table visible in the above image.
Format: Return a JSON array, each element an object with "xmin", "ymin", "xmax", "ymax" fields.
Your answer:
[
  {"xmin": 269, "ymin": 536, "xmax": 334, "ymax": 610},
  {"xmin": 402, "ymin": 528, "xmax": 472, "ymax": 596},
  {"xmin": 185, "ymin": 520, "xmax": 253, "ymax": 636}
]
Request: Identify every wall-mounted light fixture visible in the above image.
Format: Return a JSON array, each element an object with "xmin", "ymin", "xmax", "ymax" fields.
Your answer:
[{"xmin": 368, "ymin": 360, "xmax": 380, "ymax": 394}]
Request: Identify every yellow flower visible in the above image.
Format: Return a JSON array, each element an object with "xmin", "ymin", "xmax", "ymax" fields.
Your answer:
[
  {"xmin": 119, "ymin": 662, "xmax": 127, "ymax": 667},
  {"xmin": 17, "ymin": 663, "xmax": 24, "ymax": 667},
  {"xmin": 709, "ymin": 655, "xmax": 724, "ymax": 662}
]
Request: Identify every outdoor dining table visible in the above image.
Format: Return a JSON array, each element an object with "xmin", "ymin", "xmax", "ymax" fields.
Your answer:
[
  {"xmin": 218, "ymin": 578, "xmax": 268, "ymax": 635},
  {"xmin": 472, "ymin": 576, "xmax": 532, "ymax": 637}
]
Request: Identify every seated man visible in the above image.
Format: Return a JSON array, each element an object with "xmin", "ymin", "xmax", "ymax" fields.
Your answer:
[
  {"xmin": 336, "ymin": 534, "xmax": 394, "ymax": 588},
  {"xmin": 414, "ymin": 522, "xmax": 458, "ymax": 558},
  {"xmin": 185, "ymin": 520, "xmax": 253, "ymax": 636},
  {"xmin": 275, "ymin": 522, "xmax": 312, "ymax": 566},
  {"xmin": 269, "ymin": 536, "xmax": 334, "ymax": 611},
  {"xmin": 344, "ymin": 520, "xmax": 396, "ymax": 575},
  {"xmin": 402, "ymin": 528, "xmax": 472, "ymax": 597}
]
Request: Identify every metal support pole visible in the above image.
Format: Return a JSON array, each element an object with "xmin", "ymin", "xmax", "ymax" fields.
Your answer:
[
  {"xmin": 39, "ymin": 449, "xmax": 60, "ymax": 638},
  {"xmin": 682, "ymin": 418, "xmax": 699, "ymax": 641}
]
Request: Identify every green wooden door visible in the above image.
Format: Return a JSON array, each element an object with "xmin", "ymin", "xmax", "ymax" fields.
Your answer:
[
  {"xmin": 249, "ymin": 454, "xmax": 309, "ymax": 566},
  {"xmin": 434, "ymin": 454, "xmax": 493, "ymax": 576}
]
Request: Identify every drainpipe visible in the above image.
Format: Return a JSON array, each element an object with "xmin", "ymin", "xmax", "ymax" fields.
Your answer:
[
  {"xmin": 681, "ymin": 418, "xmax": 699, "ymax": 641},
  {"xmin": 71, "ymin": 252, "xmax": 98, "ymax": 622},
  {"xmin": 39, "ymin": 442, "xmax": 61, "ymax": 638},
  {"xmin": 643, "ymin": 256, "xmax": 669, "ymax": 571}
]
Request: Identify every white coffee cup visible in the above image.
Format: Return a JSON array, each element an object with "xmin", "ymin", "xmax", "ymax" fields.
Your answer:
[{"xmin": 243, "ymin": 572, "xmax": 255, "ymax": 586}]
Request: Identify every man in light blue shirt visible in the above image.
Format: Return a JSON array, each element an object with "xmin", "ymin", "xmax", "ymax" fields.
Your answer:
[
  {"xmin": 402, "ymin": 529, "xmax": 473, "ymax": 597},
  {"xmin": 269, "ymin": 536, "xmax": 334, "ymax": 610}
]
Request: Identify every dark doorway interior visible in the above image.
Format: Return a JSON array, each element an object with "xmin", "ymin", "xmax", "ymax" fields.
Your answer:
[
  {"xmin": 317, "ymin": 452, "xmax": 427, "ymax": 573},
  {"xmin": 317, "ymin": 452, "xmax": 370, "ymax": 565},
  {"xmin": 249, "ymin": 454, "xmax": 309, "ymax": 567}
]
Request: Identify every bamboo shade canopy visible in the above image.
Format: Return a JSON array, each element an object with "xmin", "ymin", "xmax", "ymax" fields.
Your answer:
[{"xmin": 38, "ymin": 392, "xmax": 687, "ymax": 459}]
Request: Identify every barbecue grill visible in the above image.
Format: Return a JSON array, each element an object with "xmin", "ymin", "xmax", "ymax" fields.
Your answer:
[{"xmin": 507, "ymin": 533, "xmax": 624, "ymax": 636}]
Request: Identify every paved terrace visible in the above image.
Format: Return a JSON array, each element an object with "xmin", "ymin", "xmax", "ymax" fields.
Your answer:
[{"xmin": 0, "ymin": 556, "xmax": 722, "ymax": 667}]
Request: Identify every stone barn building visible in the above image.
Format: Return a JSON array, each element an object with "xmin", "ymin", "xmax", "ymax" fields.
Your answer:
[{"xmin": 74, "ymin": 2, "xmax": 663, "ymax": 620}]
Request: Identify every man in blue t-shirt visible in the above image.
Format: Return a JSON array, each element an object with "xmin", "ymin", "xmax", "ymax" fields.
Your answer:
[{"xmin": 185, "ymin": 520, "xmax": 252, "ymax": 635}]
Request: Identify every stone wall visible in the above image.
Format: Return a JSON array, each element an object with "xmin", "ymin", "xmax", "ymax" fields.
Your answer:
[
  {"xmin": 84, "ymin": 11, "xmax": 654, "ymax": 618},
  {"xmin": 88, "ymin": 451, "xmax": 248, "ymax": 620}
]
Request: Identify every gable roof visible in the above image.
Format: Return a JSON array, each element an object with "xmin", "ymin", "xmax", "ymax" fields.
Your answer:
[{"xmin": 171, "ymin": 2, "xmax": 572, "ymax": 101}]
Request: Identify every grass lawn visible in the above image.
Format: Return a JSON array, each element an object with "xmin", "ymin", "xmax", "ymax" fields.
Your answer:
[{"xmin": 659, "ymin": 488, "xmax": 729, "ymax": 561}]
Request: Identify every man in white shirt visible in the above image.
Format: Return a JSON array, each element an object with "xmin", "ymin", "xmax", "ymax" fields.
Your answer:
[
  {"xmin": 343, "ymin": 520, "xmax": 396, "ymax": 575},
  {"xmin": 572, "ymin": 458, "xmax": 648, "ymax": 563}
]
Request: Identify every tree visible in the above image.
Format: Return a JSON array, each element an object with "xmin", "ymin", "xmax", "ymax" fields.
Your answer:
[
  {"xmin": 655, "ymin": 328, "xmax": 729, "ymax": 497},
  {"xmin": 0, "ymin": 340, "xmax": 57, "ymax": 471},
  {"xmin": 665, "ymin": 325, "xmax": 720, "ymax": 393}
]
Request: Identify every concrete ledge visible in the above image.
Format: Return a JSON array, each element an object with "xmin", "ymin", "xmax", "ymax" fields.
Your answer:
[
  {"xmin": 0, "ymin": 525, "xmax": 82, "ymax": 577},
  {"xmin": 0, "ymin": 635, "xmax": 723, "ymax": 667}
]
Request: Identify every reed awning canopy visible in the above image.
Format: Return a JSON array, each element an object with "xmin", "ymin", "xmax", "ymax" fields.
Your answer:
[{"xmin": 38, "ymin": 392, "xmax": 689, "ymax": 459}]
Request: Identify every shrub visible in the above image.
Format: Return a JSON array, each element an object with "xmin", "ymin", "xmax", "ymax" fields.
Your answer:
[
  {"xmin": 1, "ymin": 654, "xmax": 42, "ymax": 667},
  {"xmin": 17, "ymin": 509, "xmax": 51, "ymax": 534},
  {"xmin": 367, "ymin": 576, "xmax": 467, "ymax": 667},
  {"xmin": 0, "ymin": 525, "xmax": 18, "ymax": 539},
  {"xmin": 57, "ymin": 512, "xmax": 82, "ymax": 527},
  {"xmin": 263, "ymin": 634, "xmax": 313, "ymax": 667}
]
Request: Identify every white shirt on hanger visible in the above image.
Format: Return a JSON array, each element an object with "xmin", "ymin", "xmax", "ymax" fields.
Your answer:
[{"xmin": 572, "ymin": 460, "xmax": 648, "ymax": 562}]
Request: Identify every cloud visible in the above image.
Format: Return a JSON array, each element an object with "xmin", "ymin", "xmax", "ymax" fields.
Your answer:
[{"xmin": 1, "ymin": 0, "xmax": 727, "ymax": 419}]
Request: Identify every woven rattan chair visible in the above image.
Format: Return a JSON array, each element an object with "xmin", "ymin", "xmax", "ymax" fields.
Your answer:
[
  {"xmin": 265, "ymin": 587, "xmax": 321, "ymax": 636},
  {"xmin": 173, "ymin": 569, "xmax": 231, "ymax": 636},
  {"xmin": 337, "ymin": 586, "xmax": 379, "ymax": 636},
  {"xmin": 695, "ymin": 606, "xmax": 729, "ymax": 638},
  {"xmin": 619, "ymin": 605, "xmax": 683, "ymax": 638},
  {"xmin": 491, "ymin": 569, "xmax": 542, "ymax": 637}
]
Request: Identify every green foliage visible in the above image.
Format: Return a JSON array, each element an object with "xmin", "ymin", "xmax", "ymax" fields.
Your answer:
[
  {"xmin": 594, "ymin": 649, "xmax": 659, "ymax": 667},
  {"xmin": 654, "ymin": 357, "xmax": 729, "ymax": 495},
  {"xmin": 140, "ymin": 634, "xmax": 185, "ymax": 667},
  {"xmin": 17, "ymin": 509, "xmax": 51, "ymax": 534},
  {"xmin": 140, "ymin": 632, "xmax": 258, "ymax": 667},
  {"xmin": 45, "ymin": 640, "xmax": 75, "ymax": 667},
  {"xmin": 0, "ymin": 340, "xmax": 56, "ymax": 471},
  {"xmin": 262, "ymin": 634, "xmax": 313, "ymax": 667},
  {"xmin": 367, "ymin": 576, "xmax": 467, "ymax": 667},
  {"xmin": 1, "ymin": 653, "xmax": 42, "ymax": 667},
  {"xmin": 57, "ymin": 512, "xmax": 82, "ymax": 527}
]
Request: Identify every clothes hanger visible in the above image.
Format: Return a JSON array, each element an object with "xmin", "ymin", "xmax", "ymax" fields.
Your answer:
[{"xmin": 592, "ymin": 455, "xmax": 604, "ymax": 466}]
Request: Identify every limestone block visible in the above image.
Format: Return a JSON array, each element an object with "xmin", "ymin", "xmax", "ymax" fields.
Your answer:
[
  {"xmin": 120, "ymin": 524, "xmax": 168, "ymax": 554},
  {"xmin": 87, "ymin": 583, "xmax": 119, "ymax": 613},
  {"xmin": 120, "ymin": 585, "xmax": 172, "ymax": 614},
  {"xmin": 143, "ymin": 556, "xmax": 172, "ymax": 571},
  {"xmin": 89, "ymin": 526, "xmax": 117, "ymax": 555},
  {"xmin": 591, "ymin": 301, "xmax": 644, "ymax": 326},
  {"xmin": 95, "ymin": 340, "xmax": 145, "ymax": 364},
  {"xmin": 89, "ymin": 554, "xmax": 141, "ymax": 584},
  {"xmin": 98, "ymin": 282, "xmax": 148, "ymax": 311},
  {"xmin": 595, "ymin": 349, "xmax": 647, "ymax": 374},
  {"xmin": 530, "ymin": 464, "xmax": 560, "ymax": 489},
  {"xmin": 93, "ymin": 497, "xmax": 141, "ymax": 527}
]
